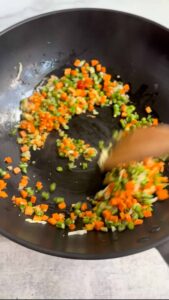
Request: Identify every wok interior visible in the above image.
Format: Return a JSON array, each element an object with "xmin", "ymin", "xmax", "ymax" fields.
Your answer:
[{"xmin": 0, "ymin": 9, "xmax": 169, "ymax": 258}]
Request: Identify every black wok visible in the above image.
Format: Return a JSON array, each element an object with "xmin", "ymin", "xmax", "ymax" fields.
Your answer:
[{"xmin": 0, "ymin": 8, "xmax": 169, "ymax": 261}]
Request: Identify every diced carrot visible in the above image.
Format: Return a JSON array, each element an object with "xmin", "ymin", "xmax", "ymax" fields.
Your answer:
[
  {"xmin": 145, "ymin": 106, "xmax": 152, "ymax": 113},
  {"xmin": 13, "ymin": 167, "xmax": 21, "ymax": 175},
  {"xmin": 35, "ymin": 181, "xmax": 43, "ymax": 190},
  {"xmin": 125, "ymin": 213, "xmax": 132, "ymax": 222},
  {"xmin": 20, "ymin": 190, "xmax": 28, "ymax": 199},
  {"xmin": 123, "ymin": 84, "xmax": 130, "ymax": 93},
  {"xmin": 58, "ymin": 201, "xmax": 66, "ymax": 210},
  {"xmin": 30, "ymin": 196, "xmax": 37, "ymax": 204},
  {"xmin": 42, "ymin": 215, "xmax": 49, "ymax": 221},
  {"xmin": 40, "ymin": 204, "xmax": 49, "ymax": 212},
  {"xmin": 14, "ymin": 197, "xmax": 27, "ymax": 206},
  {"xmin": 4, "ymin": 157, "xmax": 13, "ymax": 164},
  {"xmin": 85, "ymin": 210, "xmax": 93, "ymax": 217},
  {"xmin": 157, "ymin": 189, "xmax": 169, "ymax": 200},
  {"xmin": 33, "ymin": 215, "xmax": 42, "ymax": 222},
  {"xmin": 48, "ymin": 217, "xmax": 57, "ymax": 225},
  {"xmin": 102, "ymin": 209, "xmax": 112, "ymax": 220},
  {"xmin": 125, "ymin": 181, "xmax": 135, "ymax": 191},
  {"xmin": 91, "ymin": 59, "xmax": 99, "ymax": 66},
  {"xmin": 153, "ymin": 118, "xmax": 158, "ymax": 126},
  {"xmin": 81, "ymin": 202, "xmax": 88, "ymax": 211},
  {"xmin": 101, "ymin": 66, "xmax": 106, "ymax": 73},
  {"xmin": 55, "ymin": 82, "xmax": 63, "ymax": 89},
  {"xmin": 21, "ymin": 145, "xmax": 29, "ymax": 152},
  {"xmin": 134, "ymin": 219, "xmax": 143, "ymax": 225},
  {"xmin": 110, "ymin": 215, "xmax": 118, "ymax": 223},
  {"xmin": 109, "ymin": 197, "xmax": 119, "ymax": 206},
  {"xmin": 3, "ymin": 173, "xmax": 11, "ymax": 180},
  {"xmin": 71, "ymin": 70, "xmax": 78, "ymax": 76},
  {"xmin": 143, "ymin": 210, "xmax": 152, "ymax": 218},
  {"xmin": 96, "ymin": 64, "xmax": 102, "ymax": 72},
  {"xmin": 25, "ymin": 206, "xmax": 34, "ymax": 216},
  {"xmin": 85, "ymin": 223, "xmax": 95, "ymax": 231},
  {"xmin": 69, "ymin": 223, "xmax": 76, "ymax": 231},
  {"xmin": 74, "ymin": 59, "xmax": 81, "ymax": 67},
  {"xmin": 94, "ymin": 220, "xmax": 104, "ymax": 231},
  {"xmin": 19, "ymin": 130, "xmax": 27, "ymax": 138},
  {"xmin": 0, "ymin": 191, "xmax": 8, "ymax": 198},
  {"xmin": 70, "ymin": 212, "xmax": 76, "ymax": 221},
  {"xmin": 0, "ymin": 180, "xmax": 7, "ymax": 190},
  {"xmin": 64, "ymin": 68, "xmax": 71, "ymax": 75}
]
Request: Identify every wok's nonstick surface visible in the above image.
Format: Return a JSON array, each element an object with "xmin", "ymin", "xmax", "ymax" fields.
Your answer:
[{"xmin": 0, "ymin": 9, "xmax": 169, "ymax": 259}]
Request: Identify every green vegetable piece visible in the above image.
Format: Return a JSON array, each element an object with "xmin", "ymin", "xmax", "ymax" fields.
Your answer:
[
  {"xmin": 128, "ymin": 222, "xmax": 135, "ymax": 230},
  {"xmin": 56, "ymin": 221, "xmax": 65, "ymax": 229},
  {"xmin": 25, "ymin": 187, "xmax": 34, "ymax": 196},
  {"xmin": 98, "ymin": 140, "xmax": 105, "ymax": 150},
  {"xmin": 41, "ymin": 191, "xmax": 50, "ymax": 200},
  {"xmin": 82, "ymin": 162, "xmax": 88, "ymax": 170},
  {"xmin": 19, "ymin": 162, "xmax": 28, "ymax": 174},
  {"xmin": 0, "ymin": 168, "xmax": 7, "ymax": 177},
  {"xmin": 65, "ymin": 218, "xmax": 73, "ymax": 226},
  {"xmin": 20, "ymin": 204, "xmax": 25, "ymax": 213},
  {"xmin": 49, "ymin": 182, "xmax": 56, "ymax": 193},
  {"xmin": 118, "ymin": 223, "xmax": 126, "ymax": 232},
  {"xmin": 100, "ymin": 227, "xmax": 108, "ymax": 232},
  {"xmin": 53, "ymin": 197, "xmax": 64, "ymax": 204},
  {"xmin": 83, "ymin": 217, "xmax": 90, "ymax": 224},
  {"xmin": 56, "ymin": 166, "xmax": 63, "ymax": 172}
]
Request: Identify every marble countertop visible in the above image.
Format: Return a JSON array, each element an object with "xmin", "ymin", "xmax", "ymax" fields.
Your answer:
[{"xmin": 0, "ymin": 0, "xmax": 169, "ymax": 299}]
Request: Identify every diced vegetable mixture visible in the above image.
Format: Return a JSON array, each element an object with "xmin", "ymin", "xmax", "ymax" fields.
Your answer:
[{"xmin": 0, "ymin": 59, "xmax": 168, "ymax": 233}]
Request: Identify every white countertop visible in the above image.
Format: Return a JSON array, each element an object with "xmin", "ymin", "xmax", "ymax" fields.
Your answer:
[{"xmin": 0, "ymin": 0, "xmax": 169, "ymax": 299}]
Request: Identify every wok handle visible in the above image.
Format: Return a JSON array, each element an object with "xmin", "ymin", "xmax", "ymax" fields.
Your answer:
[{"xmin": 156, "ymin": 240, "xmax": 169, "ymax": 265}]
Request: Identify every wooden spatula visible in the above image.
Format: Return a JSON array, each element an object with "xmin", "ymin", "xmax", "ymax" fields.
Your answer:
[{"xmin": 99, "ymin": 124, "xmax": 169, "ymax": 172}]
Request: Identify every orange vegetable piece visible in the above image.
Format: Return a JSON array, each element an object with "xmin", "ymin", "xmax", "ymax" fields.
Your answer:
[
  {"xmin": 25, "ymin": 206, "xmax": 34, "ymax": 216},
  {"xmin": 48, "ymin": 217, "xmax": 57, "ymax": 225},
  {"xmin": 70, "ymin": 212, "xmax": 76, "ymax": 221},
  {"xmin": 94, "ymin": 220, "xmax": 104, "ymax": 231},
  {"xmin": 157, "ymin": 189, "xmax": 169, "ymax": 200},
  {"xmin": 4, "ymin": 157, "xmax": 13, "ymax": 164},
  {"xmin": 81, "ymin": 202, "xmax": 88, "ymax": 211},
  {"xmin": 30, "ymin": 196, "xmax": 37, "ymax": 204},
  {"xmin": 13, "ymin": 167, "xmax": 21, "ymax": 175},
  {"xmin": 33, "ymin": 215, "xmax": 42, "ymax": 222},
  {"xmin": 42, "ymin": 215, "xmax": 49, "ymax": 221},
  {"xmin": 85, "ymin": 223, "xmax": 95, "ymax": 231},
  {"xmin": 35, "ymin": 181, "xmax": 43, "ymax": 190},
  {"xmin": 21, "ymin": 145, "xmax": 29, "ymax": 152},
  {"xmin": 64, "ymin": 68, "xmax": 71, "ymax": 75},
  {"xmin": 69, "ymin": 223, "xmax": 76, "ymax": 231},
  {"xmin": 3, "ymin": 173, "xmax": 11, "ymax": 180},
  {"xmin": 153, "ymin": 118, "xmax": 158, "ymax": 126},
  {"xmin": 143, "ymin": 210, "xmax": 152, "ymax": 218},
  {"xmin": 20, "ymin": 190, "xmax": 28, "ymax": 199},
  {"xmin": 134, "ymin": 219, "xmax": 143, "ymax": 225},
  {"xmin": 96, "ymin": 64, "xmax": 102, "ymax": 72},
  {"xmin": 74, "ymin": 59, "xmax": 81, "ymax": 67},
  {"xmin": 58, "ymin": 201, "xmax": 66, "ymax": 210},
  {"xmin": 40, "ymin": 204, "xmax": 49, "ymax": 212},
  {"xmin": 145, "ymin": 106, "xmax": 152, "ymax": 113},
  {"xmin": 102, "ymin": 209, "xmax": 112, "ymax": 220},
  {"xmin": 0, "ymin": 180, "xmax": 7, "ymax": 190},
  {"xmin": 0, "ymin": 191, "xmax": 8, "ymax": 198},
  {"xmin": 91, "ymin": 59, "xmax": 99, "ymax": 66}
]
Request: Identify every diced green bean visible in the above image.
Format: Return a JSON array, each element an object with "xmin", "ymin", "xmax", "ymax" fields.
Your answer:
[
  {"xmin": 49, "ymin": 182, "xmax": 56, "ymax": 192},
  {"xmin": 41, "ymin": 191, "xmax": 50, "ymax": 200}
]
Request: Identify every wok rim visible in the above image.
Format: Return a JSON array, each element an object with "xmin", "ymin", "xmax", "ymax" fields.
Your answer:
[{"xmin": 0, "ymin": 7, "xmax": 169, "ymax": 259}]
